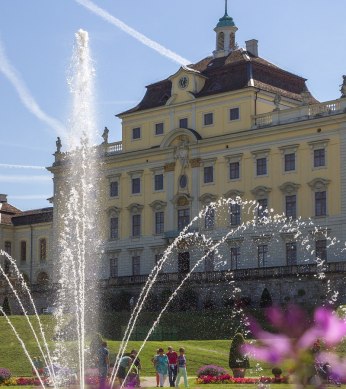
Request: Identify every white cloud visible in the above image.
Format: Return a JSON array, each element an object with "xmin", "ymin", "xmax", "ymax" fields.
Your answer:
[
  {"xmin": 0, "ymin": 163, "xmax": 45, "ymax": 170},
  {"xmin": 0, "ymin": 175, "xmax": 51, "ymax": 183},
  {"xmin": 0, "ymin": 38, "xmax": 68, "ymax": 138},
  {"xmin": 75, "ymin": 0, "xmax": 191, "ymax": 66}
]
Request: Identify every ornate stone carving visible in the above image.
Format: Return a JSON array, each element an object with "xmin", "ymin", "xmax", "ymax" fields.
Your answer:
[
  {"xmin": 164, "ymin": 162, "xmax": 176, "ymax": 172},
  {"xmin": 102, "ymin": 127, "xmax": 109, "ymax": 144},
  {"xmin": 190, "ymin": 158, "xmax": 201, "ymax": 168},
  {"xmin": 340, "ymin": 75, "xmax": 346, "ymax": 98},
  {"xmin": 174, "ymin": 137, "xmax": 189, "ymax": 168}
]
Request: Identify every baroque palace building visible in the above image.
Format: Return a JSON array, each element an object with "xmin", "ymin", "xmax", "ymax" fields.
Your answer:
[{"xmin": 2, "ymin": 6, "xmax": 346, "ymax": 311}]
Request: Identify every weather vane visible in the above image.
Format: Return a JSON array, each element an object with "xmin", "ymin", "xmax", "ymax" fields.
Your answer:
[{"xmin": 225, "ymin": 0, "xmax": 228, "ymax": 15}]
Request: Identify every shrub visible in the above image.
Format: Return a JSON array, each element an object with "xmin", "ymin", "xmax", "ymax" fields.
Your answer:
[
  {"xmin": 229, "ymin": 333, "xmax": 250, "ymax": 369},
  {"xmin": 0, "ymin": 368, "xmax": 11, "ymax": 384},
  {"xmin": 196, "ymin": 365, "xmax": 228, "ymax": 377},
  {"xmin": 272, "ymin": 367, "xmax": 282, "ymax": 376}
]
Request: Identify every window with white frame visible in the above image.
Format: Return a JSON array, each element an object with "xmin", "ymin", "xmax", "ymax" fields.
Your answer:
[
  {"xmin": 252, "ymin": 150, "xmax": 270, "ymax": 177},
  {"xmin": 154, "ymin": 173, "xmax": 164, "ymax": 191},
  {"xmin": 257, "ymin": 198, "xmax": 268, "ymax": 218},
  {"xmin": 155, "ymin": 211, "xmax": 164, "ymax": 234},
  {"xmin": 155, "ymin": 122, "xmax": 164, "ymax": 135},
  {"xmin": 132, "ymin": 127, "xmax": 141, "ymax": 140},
  {"xmin": 258, "ymin": 244, "xmax": 268, "ymax": 267},
  {"xmin": 230, "ymin": 247, "xmax": 240, "ymax": 269},
  {"xmin": 132, "ymin": 214, "xmax": 141, "ymax": 237},
  {"xmin": 132, "ymin": 177, "xmax": 140, "ymax": 194},
  {"xmin": 132, "ymin": 256, "xmax": 141, "ymax": 276},
  {"xmin": 229, "ymin": 107, "xmax": 240, "ymax": 121},
  {"xmin": 308, "ymin": 178, "xmax": 330, "ymax": 217},
  {"xmin": 286, "ymin": 242, "xmax": 297, "ymax": 265},
  {"xmin": 285, "ymin": 153, "xmax": 296, "ymax": 171},
  {"xmin": 110, "ymin": 258, "xmax": 118, "ymax": 278},
  {"xmin": 230, "ymin": 203, "xmax": 241, "ymax": 226},
  {"xmin": 286, "ymin": 195, "xmax": 297, "ymax": 219},
  {"xmin": 308, "ymin": 139, "xmax": 328, "ymax": 169},
  {"xmin": 204, "ymin": 166, "xmax": 214, "ymax": 184},
  {"xmin": 316, "ymin": 239, "xmax": 327, "ymax": 262},
  {"xmin": 110, "ymin": 217, "xmax": 119, "ymax": 239},
  {"xmin": 110, "ymin": 181, "xmax": 118, "ymax": 197},
  {"xmin": 204, "ymin": 112, "xmax": 213, "ymax": 126}
]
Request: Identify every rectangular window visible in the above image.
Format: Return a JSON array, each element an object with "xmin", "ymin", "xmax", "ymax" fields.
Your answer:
[
  {"xmin": 256, "ymin": 157, "xmax": 267, "ymax": 175},
  {"xmin": 257, "ymin": 199, "xmax": 268, "ymax": 218},
  {"xmin": 285, "ymin": 153, "xmax": 295, "ymax": 171},
  {"xmin": 230, "ymin": 247, "xmax": 240, "ymax": 269},
  {"xmin": 204, "ymin": 113, "xmax": 213, "ymax": 126},
  {"xmin": 178, "ymin": 208, "xmax": 190, "ymax": 231},
  {"xmin": 132, "ymin": 256, "xmax": 141, "ymax": 276},
  {"xmin": 20, "ymin": 241, "xmax": 27, "ymax": 261},
  {"xmin": 230, "ymin": 107, "xmax": 240, "ymax": 121},
  {"xmin": 132, "ymin": 177, "xmax": 140, "ymax": 194},
  {"xmin": 132, "ymin": 127, "xmax": 141, "ymax": 140},
  {"xmin": 110, "ymin": 258, "xmax": 118, "ymax": 278},
  {"xmin": 39, "ymin": 239, "xmax": 47, "ymax": 261},
  {"xmin": 110, "ymin": 181, "xmax": 118, "ymax": 197},
  {"xmin": 315, "ymin": 191, "xmax": 326, "ymax": 216},
  {"xmin": 229, "ymin": 162, "xmax": 240, "ymax": 180},
  {"xmin": 286, "ymin": 195, "xmax": 297, "ymax": 219},
  {"xmin": 155, "ymin": 211, "xmax": 164, "ymax": 234},
  {"xmin": 205, "ymin": 251, "xmax": 215, "ymax": 272},
  {"xmin": 132, "ymin": 214, "xmax": 141, "ymax": 237},
  {"xmin": 179, "ymin": 118, "xmax": 188, "ymax": 129},
  {"xmin": 316, "ymin": 240, "xmax": 327, "ymax": 262},
  {"xmin": 204, "ymin": 206, "xmax": 215, "ymax": 229},
  {"xmin": 314, "ymin": 149, "xmax": 325, "ymax": 167},
  {"xmin": 230, "ymin": 203, "xmax": 241, "ymax": 226},
  {"xmin": 110, "ymin": 217, "xmax": 119, "ymax": 239},
  {"xmin": 204, "ymin": 166, "xmax": 214, "ymax": 184},
  {"xmin": 258, "ymin": 244, "xmax": 268, "ymax": 267},
  {"xmin": 286, "ymin": 242, "xmax": 297, "ymax": 265},
  {"xmin": 4, "ymin": 241, "xmax": 11, "ymax": 255},
  {"xmin": 154, "ymin": 174, "xmax": 164, "ymax": 191},
  {"xmin": 155, "ymin": 122, "xmax": 164, "ymax": 135}
]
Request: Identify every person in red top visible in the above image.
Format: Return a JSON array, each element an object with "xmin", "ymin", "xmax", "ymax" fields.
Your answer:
[{"xmin": 166, "ymin": 346, "xmax": 178, "ymax": 387}]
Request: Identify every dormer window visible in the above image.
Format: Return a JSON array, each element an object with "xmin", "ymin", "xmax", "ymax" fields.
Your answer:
[
  {"xmin": 179, "ymin": 118, "xmax": 188, "ymax": 129},
  {"xmin": 132, "ymin": 127, "xmax": 141, "ymax": 140}
]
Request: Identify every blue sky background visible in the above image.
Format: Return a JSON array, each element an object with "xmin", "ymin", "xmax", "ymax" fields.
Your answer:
[{"xmin": 0, "ymin": 0, "xmax": 345, "ymax": 211}]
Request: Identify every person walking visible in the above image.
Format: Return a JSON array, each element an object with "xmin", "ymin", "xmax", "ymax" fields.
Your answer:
[
  {"xmin": 152, "ymin": 349, "xmax": 160, "ymax": 387},
  {"xmin": 166, "ymin": 346, "xmax": 178, "ymax": 387},
  {"xmin": 97, "ymin": 341, "xmax": 109, "ymax": 389},
  {"xmin": 131, "ymin": 349, "xmax": 142, "ymax": 387},
  {"xmin": 117, "ymin": 354, "xmax": 133, "ymax": 385},
  {"xmin": 175, "ymin": 348, "xmax": 188, "ymax": 388},
  {"xmin": 155, "ymin": 348, "xmax": 169, "ymax": 387}
]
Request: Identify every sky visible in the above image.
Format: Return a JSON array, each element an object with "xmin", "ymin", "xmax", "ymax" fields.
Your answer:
[{"xmin": 0, "ymin": 0, "xmax": 345, "ymax": 211}]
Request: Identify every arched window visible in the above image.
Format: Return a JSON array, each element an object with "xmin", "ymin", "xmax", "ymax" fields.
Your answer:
[
  {"xmin": 217, "ymin": 32, "xmax": 224, "ymax": 50},
  {"xmin": 260, "ymin": 288, "xmax": 272, "ymax": 308},
  {"xmin": 39, "ymin": 239, "xmax": 47, "ymax": 261}
]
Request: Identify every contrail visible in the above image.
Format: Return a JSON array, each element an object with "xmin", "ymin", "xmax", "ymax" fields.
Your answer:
[
  {"xmin": 0, "ymin": 163, "xmax": 46, "ymax": 170},
  {"xmin": 0, "ymin": 175, "xmax": 50, "ymax": 183},
  {"xmin": 10, "ymin": 194, "xmax": 51, "ymax": 200},
  {"xmin": 0, "ymin": 38, "xmax": 67, "ymax": 138},
  {"xmin": 75, "ymin": 0, "xmax": 191, "ymax": 66}
]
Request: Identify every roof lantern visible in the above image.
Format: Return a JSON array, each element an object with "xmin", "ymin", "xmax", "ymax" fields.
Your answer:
[{"xmin": 213, "ymin": 0, "xmax": 238, "ymax": 58}]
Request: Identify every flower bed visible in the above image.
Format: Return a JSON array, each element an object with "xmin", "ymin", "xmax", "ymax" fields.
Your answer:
[{"xmin": 196, "ymin": 374, "xmax": 289, "ymax": 384}]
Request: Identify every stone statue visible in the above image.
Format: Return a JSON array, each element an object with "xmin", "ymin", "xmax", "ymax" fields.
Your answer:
[
  {"xmin": 273, "ymin": 93, "xmax": 281, "ymax": 111},
  {"xmin": 56, "ymin": 137, "xmax": 62, "ymax": 153},
  {"xmin": 340, "ymin": 75, "xmax": 346, "ymax": 98},
  {"xmin": 174, "ymin": 138, "xmax": 189, "ymax": 168},
  {"xmin": 102, "ymin": 127, "xmax": 109, "ymax": 144}
]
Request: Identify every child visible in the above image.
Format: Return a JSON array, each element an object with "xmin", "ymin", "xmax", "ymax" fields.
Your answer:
[{"xmin": 175, "ymin": 348, "xmax": 188, "ymax": 388}]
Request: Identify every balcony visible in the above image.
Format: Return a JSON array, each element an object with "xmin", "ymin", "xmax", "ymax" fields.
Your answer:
[
  {"xmin": 252, "ymin": 99, "xmax": 346, "ymax": 129},
  {"xmin": 105, "ymin": 141, "xmax": 123, "ymax": 155},
  {"xmin": 106, "ymin": 261, "xmax": 346, "ymax": 286}
]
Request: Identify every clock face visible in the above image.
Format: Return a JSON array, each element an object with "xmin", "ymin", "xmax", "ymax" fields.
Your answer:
[{"xmin": 178, "ymin": 76, "xmax": 189, "ymax": 89}]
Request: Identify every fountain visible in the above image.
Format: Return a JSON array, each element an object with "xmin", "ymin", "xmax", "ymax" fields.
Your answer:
[{"xmin": 0, "ymin": 28, "xmax": 345, "ymax": 389}]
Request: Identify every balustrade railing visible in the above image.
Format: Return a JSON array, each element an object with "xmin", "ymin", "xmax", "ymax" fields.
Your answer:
[
  {"xmin": 252, "ymin": 98, "xmax": 345, "ymax": 128},
  {"xmin": 106, "ymin": 261, "xmax": 346, "ymax": 286},
  {"xmin": 106, "ymin": 141, "xmax": 123, "ymax": 155}
]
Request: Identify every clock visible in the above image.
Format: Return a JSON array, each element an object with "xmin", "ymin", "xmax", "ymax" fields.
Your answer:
[{"xmin": 178, "ymin": 76, "xmax": 189, "ymax": 89}]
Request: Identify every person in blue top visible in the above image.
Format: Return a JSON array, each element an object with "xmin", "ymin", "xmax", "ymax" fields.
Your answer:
[
  {"xmin": 175, "ymin": 348, "xmax": 188, "ymax": 388},
  {"xmin": 98, "ymin": 342, "xmax": 109, "ymax": 389},
  {"xmin": 154, "ymin": 348, "xmax": 169, "ymax": 387}
]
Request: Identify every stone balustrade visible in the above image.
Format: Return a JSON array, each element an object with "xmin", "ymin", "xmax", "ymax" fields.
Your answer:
[{"xmin": 252, "ymin": 98, "xmax": 346, "ymax": 128}]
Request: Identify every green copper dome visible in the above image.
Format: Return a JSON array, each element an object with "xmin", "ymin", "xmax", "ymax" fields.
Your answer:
[{"xmin": 216, "ymin": 12, "xmax": 235, "ymax": 28}]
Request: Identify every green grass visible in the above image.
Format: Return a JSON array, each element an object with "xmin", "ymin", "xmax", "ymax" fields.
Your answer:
[{"xmin": 0, "ymin": 316, "xmax": 273, "ymax": 378}]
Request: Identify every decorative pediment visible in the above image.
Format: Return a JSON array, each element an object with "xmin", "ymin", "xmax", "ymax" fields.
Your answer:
[
  {"xmin": 160, "ymin": 128, "xmax": 201, "ymax": 148},
  {"xmin": 127, "ymin": 203, "xmax": 144, "ymax": 214},
  {"xmin": 171, "ymin": 194, "xmax": 193, "ymax": 206},
  {"xmin": 149, "ymin": 200, "xmax": 167, "ymax": 210},
  {"xmin": 199, "ymin": 193, "xmax": 218, "ymax": 205},
  {"xmin": 307, "ymin": 178, "xmax": 330, "ymax": 191},
  {"xmin": 106, "ymin": 206, "xmax": 121, "ymax": 217},
  {"xmin": 168, "ymin": 66, "xmax": 207, "ymax": 101},
  {"xmin": 279, "ymin": 182, "xmax": 300, "ymax": 194},
  {"xmin": 224, "ymin": 189, "xmax": 244, "ymax": 199},
  {"xmin": 251, "ymin": 186, "xmax": 272, "ymax": 198}
]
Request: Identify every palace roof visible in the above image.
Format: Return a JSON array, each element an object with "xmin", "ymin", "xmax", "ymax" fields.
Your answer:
[{"xmin": 119, "ymin": 49, "xmax": 317, "ymax": 116}]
